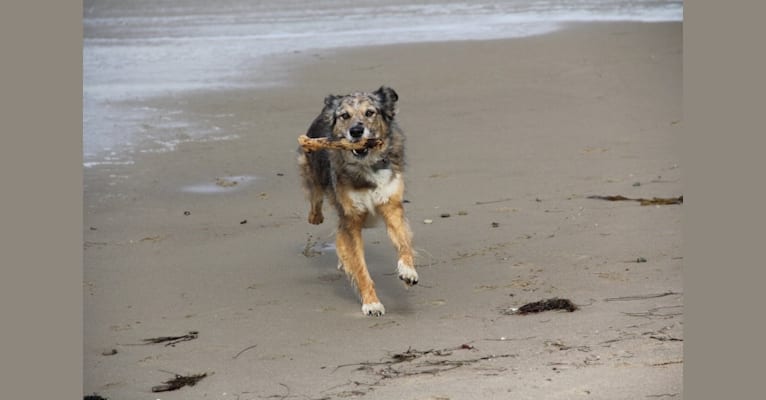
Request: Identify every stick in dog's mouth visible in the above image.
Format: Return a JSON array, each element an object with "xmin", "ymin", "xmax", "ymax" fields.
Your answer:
[{"xmin": 298, "ymin": 135, "xmax": 383, "ymax": 154}]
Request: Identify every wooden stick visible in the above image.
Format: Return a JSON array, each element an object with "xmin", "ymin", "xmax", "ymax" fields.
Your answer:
[{"xmin": 298, "ymin": 134, "xmax": 383, "ymax": 153}]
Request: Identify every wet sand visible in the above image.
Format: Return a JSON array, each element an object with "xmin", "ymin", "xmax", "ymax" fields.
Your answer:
[{"xmin": 84, "ymin": 22, "xmax": 682, "ymax": 399}]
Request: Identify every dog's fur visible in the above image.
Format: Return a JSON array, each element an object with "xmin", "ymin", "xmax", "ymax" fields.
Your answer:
[{"xmin": 298, "ymin": 86, "xmax": 417, "ymax": 316}]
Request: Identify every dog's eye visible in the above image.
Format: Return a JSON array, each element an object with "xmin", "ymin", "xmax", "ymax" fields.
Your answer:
[
  {"xmin": 365, "ymin": 110, "xmax": 376, "ymax": 117},
  {"xmin": 339, "ymin": 112, "xmax": 351, "ymax": 120}
]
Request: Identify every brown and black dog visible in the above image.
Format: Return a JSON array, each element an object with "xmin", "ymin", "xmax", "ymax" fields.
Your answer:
[{"xmin": 298, "ymin": 86, "xmax": 417, "ymax": 316}]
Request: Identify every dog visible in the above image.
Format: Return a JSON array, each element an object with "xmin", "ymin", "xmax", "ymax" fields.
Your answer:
[{"xmin": 298, "ymin": 86, "xmax": 417, "ymax": 316}]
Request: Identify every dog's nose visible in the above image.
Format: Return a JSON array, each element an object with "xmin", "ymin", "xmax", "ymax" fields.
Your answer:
[{"xmin": 349, "ymin": 125, "xmax": 365, "ymax": 138}]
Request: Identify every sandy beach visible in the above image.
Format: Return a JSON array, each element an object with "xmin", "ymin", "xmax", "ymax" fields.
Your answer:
[{"xmin": 84, "ymin": 21, "xmax": 682, "ymax": 399}]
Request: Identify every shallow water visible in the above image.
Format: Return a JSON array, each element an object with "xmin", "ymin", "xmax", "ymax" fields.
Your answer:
[{"xmin": 83, "ymin": 0, "xmax": 682, "ymax": 166}]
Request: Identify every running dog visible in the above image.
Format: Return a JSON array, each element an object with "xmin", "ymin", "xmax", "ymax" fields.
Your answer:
[{"xmin": 298, "ymin": 86, "xmax": 417, "ymax": 316}]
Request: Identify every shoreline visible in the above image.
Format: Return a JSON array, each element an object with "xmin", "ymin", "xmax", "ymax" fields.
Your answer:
[
  {"xmin": 83, "ymin": 21, "xmax": 679, "ymax": 167},
  {"xmin": 85, "ymin": 21, "xmax": 682, "ymax": 399}
]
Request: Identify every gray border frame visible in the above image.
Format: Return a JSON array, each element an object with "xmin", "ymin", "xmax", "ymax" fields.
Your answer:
[{"xmin": 1, "ymin": 1, "xmax": 83, "ymax": 398}]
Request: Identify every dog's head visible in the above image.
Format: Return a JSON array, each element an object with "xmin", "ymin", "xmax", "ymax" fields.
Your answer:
[{"xmin": 324, "ymin": 86, "xmax": 398, "ymax": 159}]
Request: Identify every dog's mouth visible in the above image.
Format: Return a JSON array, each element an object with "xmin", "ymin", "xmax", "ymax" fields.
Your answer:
[
  {"xmin": 351, "ymin": 148, "xmax": 369, "ymax": 158},
  {"xmin": 349, "ymin": 136, "xmax": 381, "ymax": 158}
]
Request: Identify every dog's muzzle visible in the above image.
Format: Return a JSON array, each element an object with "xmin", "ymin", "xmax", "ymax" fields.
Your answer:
[{"xmin": 348, "ymin": 124, "xmax": 370, "ymax": 157}]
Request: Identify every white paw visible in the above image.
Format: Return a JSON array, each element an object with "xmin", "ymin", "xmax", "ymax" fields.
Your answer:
[
  {"xmin": 397, "ymin": 259, "xmax": 419, "ymax": 286},
  {"xmin": 362, "ymin": 302, "xmax": 386, "ymax": 317}
]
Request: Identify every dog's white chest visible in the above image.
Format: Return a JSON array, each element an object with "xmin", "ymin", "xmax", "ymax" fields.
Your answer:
[{"xmin": 348, "ymin": 170, "xmax": 401, "ymax": 214}]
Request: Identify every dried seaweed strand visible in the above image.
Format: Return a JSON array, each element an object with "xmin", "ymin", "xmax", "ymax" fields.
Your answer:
[
  {"xmin": 334, "ymin": 344, "xmax": 476, "ymax": 372},
  {"xmin": 232, "ymin": 344, "xmax": 258, "ymax": 359},
  {"xmin": 587, "ymin": 195, "xmax": 683, "ymax": 206},
  {"xmin": 605, "ymin": 291, "xmax": 682, "ymax": 302},
  {"xmin": 623, "ymin": 305, "xmax": 683, "ymax": 319},
  {"xmin": 151, "ymin": 373, "xmax": 208, "ymax": 392},
  {"xmin": 376, "ymin": 353, "xmax": 515, "ymax": 379},
  {"xmin": 649, "ymin": 335, "xmax": 683, "ymax": 342},
  {"xmin": 142, "ymin": 331, "xmax": 199, "ymax": 347}
]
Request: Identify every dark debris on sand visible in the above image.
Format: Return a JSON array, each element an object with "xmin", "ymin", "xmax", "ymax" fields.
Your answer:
[
  {"xmin": 151, "ymin": 373, "xmax": 208, "ymax": 392},
  {"xmin": 587, "ymin": 195, "xmax": 683, "ymax": 206},
  {"xmin": 505, "ymin": 298, "xmax": 578, "ymax": 315}
]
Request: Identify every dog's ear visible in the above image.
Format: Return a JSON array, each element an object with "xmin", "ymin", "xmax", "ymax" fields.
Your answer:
[
  {"xmin": 324, "ymin": 94, "xmax": 341, "ymax": 109},
  {"xmin": 373, "ymin": 86, "xmax": 398, "ymax": 120},
  {"xmin": 322, "ymin": 94, "xmax": 342, "ymax": 123}
]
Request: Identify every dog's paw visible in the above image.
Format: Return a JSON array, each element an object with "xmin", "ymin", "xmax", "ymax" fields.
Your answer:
[
  {"xmin": 362, "ymin": 302, "xmax": 386, "ymax": 317},
  {"xmin": 308, "ymin": 211, "xmax": 324, "ymax": 225},
  {"xmin": 397, "ymin": 259, "xmax": 419, "ymax": 286}
]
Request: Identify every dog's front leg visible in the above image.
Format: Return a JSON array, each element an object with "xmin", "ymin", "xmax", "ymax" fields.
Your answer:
[
  {"xmin": 297, "ymin": 152, "xmax": 325, "ymax": 225},
  {"xmin": 335, "ymin": 213, "xmax": 385, "ymax": 316},
  {"xmin": 307, "ymin": 187, "xmax": 324, "ymax": 225},
  {"xmin": 378, "ymin": 200, "xmax": 418, "ymax": 286}
]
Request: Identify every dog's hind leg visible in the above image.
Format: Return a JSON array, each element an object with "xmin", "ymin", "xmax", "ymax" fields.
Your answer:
[
  {"xmin": 335, "ymin": 213, "xmax": 385, "ymax": 316},
  {"xmin": 378, "ymin": 199, "xmax": 418, "ymax": 286}
]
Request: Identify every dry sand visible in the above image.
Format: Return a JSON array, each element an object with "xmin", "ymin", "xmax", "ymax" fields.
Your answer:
[{"xmin": 84, "ymin": 22, "xmax": 682, "ymax": 399}]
